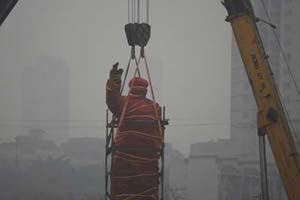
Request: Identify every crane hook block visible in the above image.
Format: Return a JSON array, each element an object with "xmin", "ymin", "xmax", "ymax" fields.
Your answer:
[
  {"xmin": 125, "ymin": 23, "xmax": 138, "ymax": 46},
  {"xmin": 125, "ymin": 23, "xmax": 151, "ymax": 47},
  {"xmin": 136, "ymin": 23, "xmax": 151, "ymax": 47}
]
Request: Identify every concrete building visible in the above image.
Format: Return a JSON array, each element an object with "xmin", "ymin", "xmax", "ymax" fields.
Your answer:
[
  {"xmin": 22, "ymin": 56, "xmax": 70, "ymax": 142},
  {"xmin": 187, "ymin": 140, "xmax": 287, "ymax": 200},
  {"xmin": 186, "ymin": 1, "xmax": 300, "ymax": 199},
  {"xmin": 61, "ymin": 137, "xmax": 105, "ymax": 167},
  {"xmin": 278, "ymin": 0, "xmax": 300, "ymax": 150},
  {"xmin": 0, "ymin": 142, "xmax": 17, "ymax": 168},
  {"xmin": 229, "ymin": 0, "xmax": 300, "ymax": 198},
  {"xmin": 15, "ymin": 130, "xmax": 61, "ymax": 168},
  {"xmin": 0, "ymin": 131, "xmax": 61, "ymax": 170},
  {"xmin": 187, "ymin": 154, "xmax": 218, "ymax": 200},
  {"xmin": 164, "ymin": 143, "xmax": 188, "ymax": 200},
  {"xmin": 230, "ymin": 0, "xmax": 284, "ymax": 157},
  {"xmin": 230, "ymin": 0, "xmax": 300, "ymax": 156}
]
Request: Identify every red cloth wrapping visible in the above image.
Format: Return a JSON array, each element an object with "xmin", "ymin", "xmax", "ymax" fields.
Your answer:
[{"xmin": 106, "ymin": 77, "xmax": 163, "ymax": 200}]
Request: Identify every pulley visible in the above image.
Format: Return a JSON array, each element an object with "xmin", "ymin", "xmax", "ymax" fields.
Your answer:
[{"xmin": 125, "ymin": 0, "xmax": 151, "ymax": 58}]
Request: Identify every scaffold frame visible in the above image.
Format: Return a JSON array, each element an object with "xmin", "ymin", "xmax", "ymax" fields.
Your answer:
[{"xmin": 105, "ymin": 107, "xmax": 168, "ymax": 200}]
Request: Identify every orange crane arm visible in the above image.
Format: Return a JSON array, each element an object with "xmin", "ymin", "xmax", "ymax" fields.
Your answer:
[{"xmin": 223, "ymin": 0, "xmax": 300, "ymax": 199}]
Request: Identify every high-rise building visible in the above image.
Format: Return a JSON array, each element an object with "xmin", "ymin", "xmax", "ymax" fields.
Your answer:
[
  {"xmin": 230, "ymin": 0, "xmax": 284, "ymax": 156},
  {"xmin": 278, "ymin": 0, "xmax": 300, "ymax": 149},
  {"xmin": 230, "ymin": 0, "xmax": 300, "ymax": 156},
  {"xmin": 22, "ymin": 56, "xmax": 70, "ymax": 142},
  {"xmin": 229, "ymin": 0, "xmax": 300, "ymax": 198},
  {"xmin": 187, "ymin": 140, "xmax": 287, "ymax": 200},
  {"xmin": 187, "ymin": 1, "xmax": 300, "ymax": 199}
]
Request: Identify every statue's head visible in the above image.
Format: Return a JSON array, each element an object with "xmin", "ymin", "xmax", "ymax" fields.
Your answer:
[{"xmin": 128, "ymin": 77, "xmax": 148, "ymax": 97}]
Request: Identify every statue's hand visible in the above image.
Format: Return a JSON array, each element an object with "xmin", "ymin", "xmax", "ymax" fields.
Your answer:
[{"xmin": 110, "ymin": 62, "xmax": 123, "ymax": 81}]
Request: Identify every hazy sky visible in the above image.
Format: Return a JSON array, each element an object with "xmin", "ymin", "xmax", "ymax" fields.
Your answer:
[{"xmin": 0, "ymin": 0, "xmax": 231, "ymax": 155}]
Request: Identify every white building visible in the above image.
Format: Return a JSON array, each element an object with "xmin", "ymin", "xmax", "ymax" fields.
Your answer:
[
  {"xmin": 187, "ymin": 140, "xmax": 286, "ymax": 200},
  {"xmin": 164, "ymin": 143, "xmax": 188, "ymax": 200}
]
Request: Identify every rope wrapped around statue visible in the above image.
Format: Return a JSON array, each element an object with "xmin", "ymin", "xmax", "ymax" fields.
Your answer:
[{"xmin": 106, "ymin": 62, "xmax": 163, "ymax": 200}]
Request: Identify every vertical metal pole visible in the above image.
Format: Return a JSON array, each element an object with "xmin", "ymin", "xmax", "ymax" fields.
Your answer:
[
  {"xmin": 163, "ymin": 106, "xmax": 166, "ymax": 122},
  {"xmin": 161, "ymin": 143, "xmax": 165, "ymax": 200},
  {"xmin": 137, "ymin": 0, "xmax": 140, "ymax": 23},
  {"xmin": 131, "ymin": 0, "xmax": 134, "ymax": 23},
  {"xmin": 258, "ymin": 128, "xmax": 270, "ymax": 200},
  {"xmin": 146, "ymin": 0, "xmax": 149, "ymax": 23},
  {"xmin": 15, "ymin": 138, "xmax": 19, "ymax": 200},
  {"xmin": 161, "ymin": 106, "xmax": 166, "ymax": 200},
  {"xmin": 128, "ymin": 0, "xmax": 130, "ymax": 23},
  {"xmin": 105, "ymin": 110, "xmax": 108, "ymax": 200},
  {"xmin": 110, "ymin": 114, "xmax": 115, "ymax": 198},
  {"xmin": 133, "ymin": 0, "xmax": 136, "ymax": 23}
]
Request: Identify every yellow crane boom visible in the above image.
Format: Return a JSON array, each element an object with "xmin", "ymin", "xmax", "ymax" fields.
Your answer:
[{"xmin": 222, "ymin": 0, "xmax": 300, "ymax": 199}]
